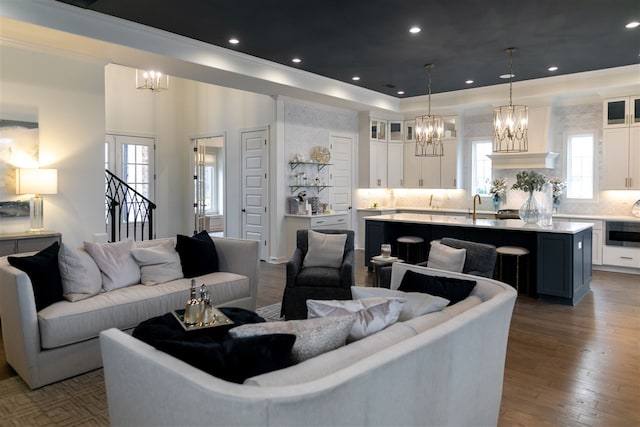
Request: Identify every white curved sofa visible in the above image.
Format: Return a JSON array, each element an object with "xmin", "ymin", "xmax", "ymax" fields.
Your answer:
[
  {"xmin": 0, "ymin": 236, "xmax": 259, "ymax": 389},
  {"xmin": 100, "ymin": 263, "xmax": 517, "ymax": 427}
]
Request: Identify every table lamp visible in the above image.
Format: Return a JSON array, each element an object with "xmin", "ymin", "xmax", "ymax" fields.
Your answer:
[{"xmin": 16, "ymin": 168, "xmax": 58, "ymax": 232}]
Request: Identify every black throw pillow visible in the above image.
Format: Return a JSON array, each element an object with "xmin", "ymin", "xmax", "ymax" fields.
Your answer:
[
  {"xmin": 8, "ymin": 242, "xmax": 63, "ymax": 311},
  {"xmin": 152, "ymin": 333, "xmax": 296, "ymax": 384},
  {"xmin": 133, "ymin": 310, "xmax": 294, "ymax": 383},
  {"xmin": 175, "ymin": 230, "xmax": 219, "ymax": 278},
  {"xmin": 398, "ymin": 269, "xmax": 476, "ymax": 305}
]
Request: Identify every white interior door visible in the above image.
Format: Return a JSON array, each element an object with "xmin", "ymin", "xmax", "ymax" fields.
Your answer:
[
  {"xmin": 241, "ymin": 128, "xmax": 269, "ymax": 260},
  {"xmin": 330, "ymin": 134, "xmax": 352, "ymax": 222}
]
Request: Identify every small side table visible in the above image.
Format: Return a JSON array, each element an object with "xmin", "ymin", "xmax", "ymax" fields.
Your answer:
[{"xmin": 370, "ymin": 255, "xmax": 404, "ymax": 287}]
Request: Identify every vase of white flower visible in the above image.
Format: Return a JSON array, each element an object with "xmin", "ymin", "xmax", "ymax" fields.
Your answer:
[
  {"xmin": 489, "ymin": 177, "xmax": 507, "ymax": 212},
  {"xmin": 512, "ymin": 171, "xmax": 547, "ymax": 224}
]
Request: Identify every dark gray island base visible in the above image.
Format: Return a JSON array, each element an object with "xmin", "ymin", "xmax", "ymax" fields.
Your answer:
[{"xmin": 365, "ymin": 214, "xmax": 593, "ymax": 306}]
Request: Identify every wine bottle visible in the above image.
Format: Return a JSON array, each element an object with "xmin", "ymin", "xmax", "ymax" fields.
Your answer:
[{"xmin": 184, "ymin": 279, "xmax": 200, "ymax": 325}]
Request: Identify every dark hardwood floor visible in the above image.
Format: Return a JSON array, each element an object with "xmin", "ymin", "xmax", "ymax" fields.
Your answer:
[{"xmin": 1, "ymin": 251, "xmax": 638, "ymax": 426}]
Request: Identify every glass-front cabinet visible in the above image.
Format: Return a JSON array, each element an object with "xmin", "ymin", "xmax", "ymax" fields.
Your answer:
[{"xmin": 603, "ymin": 96, "xmax": 640, "ymax": 129}]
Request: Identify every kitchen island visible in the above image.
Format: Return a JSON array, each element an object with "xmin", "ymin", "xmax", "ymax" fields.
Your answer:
[{"xmin": 365, "ymin": 213, "xmax": 594, "ymax": 305}]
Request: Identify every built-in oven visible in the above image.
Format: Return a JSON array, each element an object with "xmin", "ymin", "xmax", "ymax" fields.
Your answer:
[{"xmin": 605, "ymin": 221, "xmax": 640, "ymax": 248}]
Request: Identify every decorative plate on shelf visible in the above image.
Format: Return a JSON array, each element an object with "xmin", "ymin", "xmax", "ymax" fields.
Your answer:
[{"xmin": 311, "ymin": 146, "xmax": 330, "ymax": 163}]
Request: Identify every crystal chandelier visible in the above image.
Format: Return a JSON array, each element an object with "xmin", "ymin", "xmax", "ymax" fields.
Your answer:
[
  {"xmin": 135, "ymin": 69, "xmax": 169, "ymax": 92},
  {"xmin": 415, "ymin": 64, "xmax": 444, "ymax": 157},
  {"xmin": 493, "ymin": 48, "xmax": 528, "ymax": 152}
]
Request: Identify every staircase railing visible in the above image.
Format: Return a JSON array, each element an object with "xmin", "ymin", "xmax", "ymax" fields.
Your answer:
[{"xmin": 105, "ymin": 170, "xmax": 156, "ymax": 242}]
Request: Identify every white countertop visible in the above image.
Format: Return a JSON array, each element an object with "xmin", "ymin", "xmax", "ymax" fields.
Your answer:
[
  {"xmin": 357, "ymin": 207, "xmax": 640, "ymax": 223},
  {"xmin": 364, "ymin": 213, "xmax": 593, "ymax": 234}
]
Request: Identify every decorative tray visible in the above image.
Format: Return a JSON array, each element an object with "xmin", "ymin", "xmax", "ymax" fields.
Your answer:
[{"xmin": 171, "ymin": 308, "xmax": 234, "ymax": 331}]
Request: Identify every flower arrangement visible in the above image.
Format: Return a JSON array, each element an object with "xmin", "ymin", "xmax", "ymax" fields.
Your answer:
[
  {"xmin": 548, "ymin": 177, "xmax": 567, "ymax": 198},
  {"xmin": 489, "ymin": 177, "xmax": 507, "ymax": 197},
  {"xmin": 511, "ymin": 170, "xmax": 547, "ymax": 194}
]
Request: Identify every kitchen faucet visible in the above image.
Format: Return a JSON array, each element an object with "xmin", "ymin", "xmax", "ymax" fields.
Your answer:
[{"xmin": 472, "ymin": 194, "xmax": 482, "ymax": 221}]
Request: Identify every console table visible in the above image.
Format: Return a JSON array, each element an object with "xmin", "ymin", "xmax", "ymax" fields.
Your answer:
[{"xmin": 0, "ymin": 230, "xmax": 61, "ymax": 256}]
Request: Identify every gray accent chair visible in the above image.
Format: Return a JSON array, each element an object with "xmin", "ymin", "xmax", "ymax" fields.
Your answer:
[
  {"xmin": 281, "ymin": 229, "xmax": 355, "ymax": 320},
  {"xmin": 378, "ymin": 237, "xmax": 497, "ymax": 288}
]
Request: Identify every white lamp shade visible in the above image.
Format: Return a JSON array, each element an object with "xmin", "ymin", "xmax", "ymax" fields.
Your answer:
[{"xmin": 16, "ymin": 168, "xmax": 58, "ymax": 195}]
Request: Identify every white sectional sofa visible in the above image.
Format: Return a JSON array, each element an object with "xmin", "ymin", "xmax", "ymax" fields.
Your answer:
[
  {"xmin": 100, "ymin": 262, "xmax": 517, "ymax": 427},
  {"xmin": 0, "ymin": 236, "xmax": 259, "ymax": 389}
]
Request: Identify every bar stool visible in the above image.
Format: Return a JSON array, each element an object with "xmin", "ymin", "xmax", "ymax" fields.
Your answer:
[
  {"xmin": 397, "ymin": 236, "xmax": 424, "ymax": 264},
  {"xmin": 496, "ymin": 246, "xmax": 530, "ymax": 293}
]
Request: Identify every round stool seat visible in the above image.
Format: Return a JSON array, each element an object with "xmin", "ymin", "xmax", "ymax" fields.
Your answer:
[
  {"xmin": 397, "ymin": 236, "xmax": 424, "ymax": 244},
  {"xmin": 496, "ymin": 246, "xmax": 530, "ymax": 294},
  {"xmin": 397, "ymin": 236, "xmax": 425, "ymax": 264},
  {"xmin": 496, "ymin": 246, "xmax": 529, "ymax": 256}
]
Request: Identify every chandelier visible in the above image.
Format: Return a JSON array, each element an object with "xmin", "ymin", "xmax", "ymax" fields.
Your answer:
[
  {"xmin": 415, "ymin": 64, "xmax": 444, "ymax": 157},
  {"xmin": 493, "ymin": 48, "xmax": 528, "ymax": 152},
  {"xmin": 135, "ymin": 69, "xmax": 169, "ymax": 92}
]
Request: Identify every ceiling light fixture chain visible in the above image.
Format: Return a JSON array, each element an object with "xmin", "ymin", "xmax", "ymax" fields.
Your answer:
[
  {"xmin": 415, "ymin": 63, "xmax": 444, "ymax": 157},
  {"xmin": 493, "ymin": 47, "xmax": 528, "ymax": 153}
]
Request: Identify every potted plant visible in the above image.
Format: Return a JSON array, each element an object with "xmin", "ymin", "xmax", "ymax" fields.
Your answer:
[
  {"xmin": 548, "ymin": 177, "xmax": 567, "ymax": 213},
  {"xmin": 511, "ymin": 171, "xmax": 547, "ymax": 223},
  {"xmin": 489, "ymin": 177, "xmax": 507, "ymax": 212}
]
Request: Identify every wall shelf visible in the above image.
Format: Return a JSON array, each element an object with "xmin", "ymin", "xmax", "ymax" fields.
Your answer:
[
  {"xmin": 288, "ymin": 161, "xmax": 332, "ymax": 172},
  {"xmin": 289, "ymin": 185, "xmax": 332, "ymax": 193}
]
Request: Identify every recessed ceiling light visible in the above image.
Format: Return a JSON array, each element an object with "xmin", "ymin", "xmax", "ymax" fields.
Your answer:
[
  {"xmin": 397, "ymin": 90, "xmax": 405, "ymax": 95},
  {"xmin": 292, "ymin": 58, "xmax": 301, "ymax": 63},
  {"xmin": 228, "ymin": 38, "xmax": 239, "ymax": 44},
  {"xmin": 625, "ymin": 21, "xmax": 639, "ymax": 29},
  {"xmin": 548, "ymin": 66, "xmax": 558, "ymax": 72},
  {"xmin": 499, "ymin": 73, "xmax": 515, "ymax": 79},
  {"xmin": 465, "ymin": 80, "xmax": 474, "ymax": 84},
  {"xmin": 409, "ymin": 26, "xmax": 421, "ymax": 34},
  {"xmin": 352, "ymin": 76, "xmax": 361, "ymax": 81}
]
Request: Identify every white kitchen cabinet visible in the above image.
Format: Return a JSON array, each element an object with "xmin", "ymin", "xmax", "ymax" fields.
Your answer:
[
  {"xmin": 602, "ymin": 127, "xmax": 640, "ymax": 190},
  {"xmin": 602, "ymin": 246, "xmax": 640, "ymax": 269},
  {"xmin": 402, "ymin": 141, "xmax": 440, "ymax": 188},
  {"xmin": 603, "ymin": 96, "xmax": 640, "ymax": 129},
  {"xmin": 388, "ymin": 121, "xmax": 403, "ymax": 142},
  {"xmin": 402, "ymin": 141, "xmax": 459, "ymax": 189},
  {"xmin": 359, "ymin": 112, "xmax": 404, "ymax": 188},
  {"xmin": 404, "ymin": 120, "xmax": 415, "ymax": 142},
  {"xmin": 387, "ymin": 141, "xmax": 404, "ymax": 187},
  {"xmin": 440, "ymin": 139, "xmax": 458, "ymax": 189}
]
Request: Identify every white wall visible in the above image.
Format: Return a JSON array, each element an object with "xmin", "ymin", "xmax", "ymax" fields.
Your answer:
[
  {"xmin": 105, "ymin": 64, "xmax": 184, "ymax": 239},
  {"xmin": 0, "ymin": 45, "xmax": 105, "ymax": 246},
  {"xmin": 180, "ymin": 78, "xmax": 276, "ymax": 238}
]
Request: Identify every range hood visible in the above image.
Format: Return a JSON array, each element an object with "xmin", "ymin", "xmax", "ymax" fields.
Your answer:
[{"xmin": 488, "ymin": 106, "xmax": 558, "ymax": 169}]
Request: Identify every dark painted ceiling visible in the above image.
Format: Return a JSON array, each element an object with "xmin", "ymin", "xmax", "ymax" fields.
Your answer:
[{"xmin": 58, "ymin": 0, "xmax": 639, "ymax": 97}]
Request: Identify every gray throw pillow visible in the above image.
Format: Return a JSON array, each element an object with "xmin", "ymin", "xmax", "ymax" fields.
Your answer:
[
  {"xmin": 58, "ymin": 243, "xmax": 102, "ymax": 302},
  {"xmin": 84, "ymin": 239, "xmax": 141, "ymax": 291},
  {"xmin": 229, "ymin": 315, "xmax": 356, "ymax": 362},
  {"xmin": 351, "ymin": 286, "xmax": 449, "ymax": 321},
  {"xmin": 427, "ymin": 240, "xmax": 466, "ymax": 273},
  {"xmin": 130, "ymin": 240, "xmax": 183, "ymax": 285},
  {"xmin": 302, "ymin": 230, "xmax": 346, "ymax": 269}
]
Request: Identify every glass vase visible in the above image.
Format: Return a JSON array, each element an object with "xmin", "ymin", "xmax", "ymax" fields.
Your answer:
[
  {"xmin": 492, "ymin": 194, "xmax": 501, "ymax": 212},
  {"xmin": 519, "ymin": 192, "xmax": 542, "ymax": 224}
]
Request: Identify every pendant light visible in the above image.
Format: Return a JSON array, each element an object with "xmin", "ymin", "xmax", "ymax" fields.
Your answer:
[
  {"xmin": 415, "ymin": 64, "xmax": 444, "ymax": 157},
  {"xmin": 493, "ymin": 48, "xmax": 528, "ymax": 152}
]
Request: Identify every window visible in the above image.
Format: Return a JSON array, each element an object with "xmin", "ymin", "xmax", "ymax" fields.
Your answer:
[
  {"xmin": 472, "ymin": 140, "xmax": 493, "ymax": 194},
  {"xmin": 566, "ymin": 133, "xmax": 594, "ymax": 199}
]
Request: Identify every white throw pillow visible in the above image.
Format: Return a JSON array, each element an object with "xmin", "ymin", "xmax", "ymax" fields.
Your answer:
[
  {"xmin": 427, "ymin": 240, "xmax": 466, "ymax": 273},
  {"xmin": 130, "ymin": 240, "xmax": 184, "ymax": 286},
  {"xmin": 229, "ymin": 315, "xmax": 356, "ymax": 362},
  {"xmin": 307, "ymin": 297, "xmax": 406, "ymax": 341},
  {"xmin": 84, "ymin": 240, "xmax": 141, "ymax": 292},
  {"xmin": 302, "ymin": 230, "xmax": 347, "ymax": 269},
  {"xmin": 351, "ymin": 286, "xmax": 449, "ymax": 322},
  {"xmin": 58, "ymin": 243, "xmax": 102, "ymax": 302}
]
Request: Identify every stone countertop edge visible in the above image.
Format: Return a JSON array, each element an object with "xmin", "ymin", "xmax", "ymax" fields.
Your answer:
[
  {"xmin": 364, "ymin": 213, "xmax": 593, "ymax": 234},
  {"xmin": 356, "ymin": 207, "xmax": 640, "ymax": 223},
  {"xmin": 284, "ymin": 212, "xmax": 347, "ymax": 218}
]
